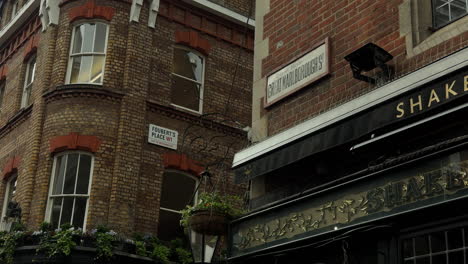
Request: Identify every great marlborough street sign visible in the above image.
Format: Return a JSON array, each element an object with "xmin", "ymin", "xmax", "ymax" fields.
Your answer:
[
  {"xmin": 148, "ymin": 124, "xmax": 178, "ymax": 150},
  {"xmin": 228, "ymin": 150, "xmax": 468, "ymax": 258},
  {"xmin": 265, "ymin": 38, "xmax": 330, "ymax": 107}
]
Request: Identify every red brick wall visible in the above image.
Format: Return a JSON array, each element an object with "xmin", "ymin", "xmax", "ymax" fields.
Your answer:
[{"xmin": 261, "ymin": 0, "xmax": 468, "ymax": 136}]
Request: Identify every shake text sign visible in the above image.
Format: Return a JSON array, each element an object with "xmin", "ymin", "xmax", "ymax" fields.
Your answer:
[
  {"xmin": 148, "ymin": 124, "xmax": 178, "ymax": 150},
  {"xmin": 266, "ymin": 39, "xmax": 329, "ymax": 106}
]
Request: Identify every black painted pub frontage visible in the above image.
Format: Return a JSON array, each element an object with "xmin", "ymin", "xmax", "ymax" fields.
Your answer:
[{"xmin": 228, "ymin": 53, "xmax": 468, "ymax": 264}]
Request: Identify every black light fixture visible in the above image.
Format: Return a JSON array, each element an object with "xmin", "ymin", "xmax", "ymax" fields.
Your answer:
[
  {"xmin": 188, "ymin": 228, "xmax": 220, "ymax": 264},
  {"xmin": 344, "ymin": 43, "xmax": 393, "ymax": 84}
]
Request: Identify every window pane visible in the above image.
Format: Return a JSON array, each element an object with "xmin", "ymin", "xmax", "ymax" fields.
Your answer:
[
  {"xmin": 63, "ymin": 154, "xmax": 79, "ymax": 194},
  {"xmin": 171, "ymin": 75, "xmax": 201, "ymax": 112},
  {"xmin": 70, "ymin": 56, "xmax": 82, "ymax": 84},
  {"xmin": 90, "ymin": 55, "xmax": 104, "ymax": 84},
  {"xmin": 72, "ymin": 197, "xmax": 87, "ymax": 228},
  {"xmin": 432, "ymin": 253, "xmax": 447, "ymax": 264},
  {"xmin": 78, "ymin": 56, "xmax": 93, "ymax": 83},
  {"xmin": 449, "ymin": 250, "xmax": 464, "ymax": 263},
  {"xmin": 94, "ymin": 23, "xmax": 107, "ymax": 53},
  {"xmin": 72, "ymin": 25, "xmax": 84, "ymax": 54},
  {"xmin": 173, "ymin": 49, "xmax": 203, "ymax": 82},
  {"xmin": 160, "ymin": 172, "xmax": 196, "ymax": 211},
  {"xmin": 431, "ymin": 231, "xmax": 446, "ymax": 253},
  {"xmin": 50, "ymin": 197, "xmax": 62, "ymax": 229},
  {"xmin": 60, "ymin": 197, "xmax": 75, "ymax": 226},
  {"xmin": 415, "ymin": 257, "xmax": 430, "ymax": 264},
  {"xmin": 447, "ymin": 228, "xmax": 463, "ymax": 250},
  {"xmin": 52, "ymin": 156, "xmax": 66, "ymax": 195},
  {"xmin": 403, "ymin": 239, "xmax": 414, "ymax": 258},
  {"xmin": 414, "ymin": 235, "xmax": 429, "ymax": 255},
  {"xmin": 82, "ymin": 23, "xmax": 95, "ymax": 53},
  {"xmin": 157, "ymin": 210, "xmax": 185, "ymax": 241},
  {"xmin": 76, "ymin": 155, "xmax": 92, "ymax": 194},
  {"xmin": 26, "ymin": 57, "xmax": 36, "ymax": 85}
]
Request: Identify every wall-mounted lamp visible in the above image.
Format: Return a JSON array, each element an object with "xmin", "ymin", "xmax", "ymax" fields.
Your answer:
[{"xmin": 344, "ymin": 43, "xmax": 393, "ymax": 84}]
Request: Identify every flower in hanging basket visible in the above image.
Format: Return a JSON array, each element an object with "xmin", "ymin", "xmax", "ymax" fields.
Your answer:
[{"xmin": 180, "ymin": 192, "xmax": 245, "ymax": 236}]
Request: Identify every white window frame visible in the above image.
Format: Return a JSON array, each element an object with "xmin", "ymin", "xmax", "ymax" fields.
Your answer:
[
  {"xmin": 0, "ymin": 174, "xmax": 17, "ymax": 231},
  {"xmin": 159, "ymin": 169, "xmax": 199, "ymax": 215},
  {"xmin": 432, "ymin": 0, "xmax": 468, "ymax": 28},
  {"xmin": 170, "ymin": 46, "xmax": 205, "ymax": 114},
  {"xmin": 21, "ymin": 55, "xmax": 36, "ymax": 108},
  {"xmin": 10, "ymin": 0, "xmax": 18, "ymax": 20},
  {"xmin": 65, "ymin": 21, "xmax": 109, "ymax": 85},
  {"xmin": 45, "ymin": 151, "xmax": 94, "ymax": 230}
]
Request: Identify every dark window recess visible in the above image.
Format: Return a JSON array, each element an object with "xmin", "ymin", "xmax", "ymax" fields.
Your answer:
[
  {"xmin": 432, "ymin": 0, "xmax": 468, "ymax": 29},
  {"xmin": 157, "ymin": 171, "xmax": 197, "ymax": 241},
  {"xmin": 250, "ymin": 104, "xmax": 468, "ymax": 210},
  {"xmin": 403, "ymin": 226, "xmax": 468, "ymax": 264}
]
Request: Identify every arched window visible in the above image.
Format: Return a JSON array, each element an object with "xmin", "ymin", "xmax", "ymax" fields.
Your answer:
[
  {"xmin": 158, "ymin": 170, "xmax": 198, "ymax": 241},
  {"xmin": 171, "ymin": 46, "xmax": 205, "ymax": 113},
  {"xmin": 66, "ymin": 22, "xmax": 108, "ymax": 84},
  {"xmin": 0, "ymin": 174, "xmax": 17, "ymax": 231},
  {"xmin": 46, "ymin": 152, "xmax": 94, "ymax": 229},
  {"xmin": 21, "ymin": 54, "xmax": 36, "ymax": 108}
]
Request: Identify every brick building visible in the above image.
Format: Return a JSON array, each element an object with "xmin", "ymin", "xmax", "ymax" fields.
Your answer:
[
  {"xmin": 0, "ymin": 0, "xmax": 253, "ymax": 247},
  {"xmin": 229, "ymin": 1, "xmax": 468, "ymax": 263}
]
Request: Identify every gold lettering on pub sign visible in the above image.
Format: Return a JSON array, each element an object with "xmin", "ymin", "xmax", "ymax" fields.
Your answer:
[
  {"xmin": 396, "ymin": 75, "xmax": 468, "ymax": 118},
  {"xmin": 235, "ymin": 161, "xmax": 468, "ymax": 250}
]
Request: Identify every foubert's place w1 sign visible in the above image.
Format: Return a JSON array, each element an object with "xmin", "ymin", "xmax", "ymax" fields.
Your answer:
[
  {"xmin": 266, "ymin": 38, "xmax": 330, "ymax": 107},
  {"xmin": 148, "ymin": 124, "xmax": 178, "ymax": 150}
]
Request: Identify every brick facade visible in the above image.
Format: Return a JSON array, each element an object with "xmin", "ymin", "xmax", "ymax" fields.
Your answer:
[
  {"xmin": 253, "ymin": 0, "xmax": 468, "ymax": 137},
  {"xmin": 0, "ymin": 0, "xmax": 253, "ymax": 237}
]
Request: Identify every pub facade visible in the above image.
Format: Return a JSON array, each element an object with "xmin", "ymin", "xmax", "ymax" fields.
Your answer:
[{"xmin": 229, "ymin": 1, "xmax": 468, "ymax": 263}]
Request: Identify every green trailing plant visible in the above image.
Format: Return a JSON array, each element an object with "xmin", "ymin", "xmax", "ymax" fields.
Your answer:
[
  {"xmin": 94, "ymin": 225, "xmax": 117, "ymax": 261},
  {"xmin": 180, "ymin": 192, "xmax": 245, "ymax": 228},
  {"xmin": 0, "ymin": 230, "xmax": 24, "ymax": 264},
  {"xmin": 174, "ymin": 247, "xmax": 193, "ymax": 264},
  {"xmin": 38, "ymin": 223, "xmax": 82, "ymax": 258},
  {"xmin": 151, "ymin": 244, "xmax": 171, "ymax": 264}
]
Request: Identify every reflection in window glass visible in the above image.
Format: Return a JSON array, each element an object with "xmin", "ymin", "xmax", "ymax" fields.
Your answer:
[{"xmin": 67, "ymin": 23, "xmax": 108, "ymax": 84}]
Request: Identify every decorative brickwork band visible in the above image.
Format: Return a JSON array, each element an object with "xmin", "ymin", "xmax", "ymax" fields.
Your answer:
[
  {"xmin": 2, "ymin": 156, "xmax": 21, "ymax": 181},
  {"xmin": 163, "ymin": 153, "xmax": 204, "ymax": 176},
  {"xmin": 0, "ymin": 65, "xmax": 8, "ymax": 80},
  {"xmin": 175, "ymin": 31, "xmax": 211, "ymax": 56},
  {"xmin": 68, "ymin": 0, "xmax": 115, "ymax": 23},
  {"xmin": 23, "ymin": 35, "xmax": 40, "ymax": 61},
  {"xmin": 50, "ymin": 133, "xmax": 102, "ymax": 153}
]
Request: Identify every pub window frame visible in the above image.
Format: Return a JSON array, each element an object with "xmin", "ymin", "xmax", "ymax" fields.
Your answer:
[{"xmin": 400, "ymin": 220, "xmax": 468, "ymax": 264}]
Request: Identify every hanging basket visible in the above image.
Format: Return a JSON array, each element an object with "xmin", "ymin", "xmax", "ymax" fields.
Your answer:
[{"xmin": 188, "ymin": 210, "xmax": 229, "ymax": 236}]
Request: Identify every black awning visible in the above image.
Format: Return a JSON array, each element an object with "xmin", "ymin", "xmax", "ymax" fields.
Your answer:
[{"xmin": 234, "ymin": 66, "xmax": 468, "ymax": 183}]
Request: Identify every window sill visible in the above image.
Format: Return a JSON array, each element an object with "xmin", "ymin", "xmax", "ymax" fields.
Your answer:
[
  {"xmin": 43, "ymin": 85, "xmax": 124, "ymax": 103},
  {"xmin": 0, "ymin": 105, "xmax": 33, "ymax": 137},
  {"xmin": 169, "ymin": 103, "xmax": 202, "ymax": 116}
]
